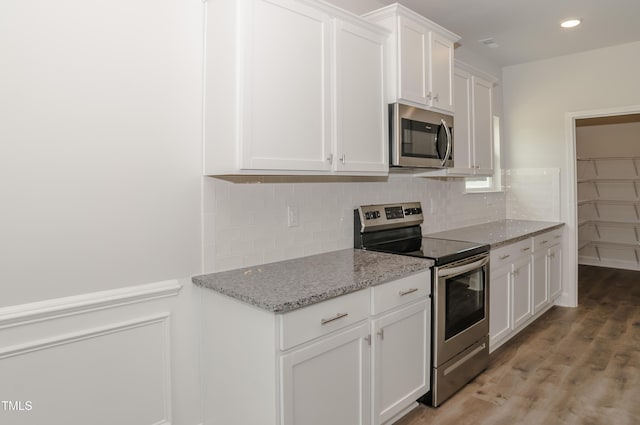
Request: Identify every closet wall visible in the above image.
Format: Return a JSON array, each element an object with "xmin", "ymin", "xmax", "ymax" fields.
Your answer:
[{"xmin": 577, "ymin": 114, "xmax": 640, "ymax": 270}]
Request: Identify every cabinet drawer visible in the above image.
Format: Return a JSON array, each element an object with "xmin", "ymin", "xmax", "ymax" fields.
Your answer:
[
  {"xmin": 370, "ymin": 271, "xmax": 430, "ymax": 316},
  {"xmin": 491, "ymin": 238, "xmax": 531, "ymax": 268},
  {"xmin": 533, "ymin": 228, "xmax": 563, "ymax": 251},
  {"xmin": 278, "ymin": 289, "xmax": 369, "ymax": 351}
]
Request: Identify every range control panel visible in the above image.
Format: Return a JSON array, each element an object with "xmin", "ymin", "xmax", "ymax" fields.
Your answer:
[{"xmin": 356, "ymin": 202, "xmax": 424, "ymax": 232}]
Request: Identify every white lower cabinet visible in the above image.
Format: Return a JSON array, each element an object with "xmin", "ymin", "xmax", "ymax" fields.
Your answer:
[
  {"xmin": 489, "ymin": 264, "xmax": 511, "ymax": 348},
  {"xmin": 201, "ymin": 270, "xmax": 431, "ymax": 425},
  {"xmin": 489, "ymin": 227, "xmax": 564, "ymax": 352},
  {"xmin": 372, "ymin": 300, "xmax": 429, "ymax": 425},
  {"xmin": 511, "ymin": 255, "xmax": 532, "ymax": 329},
  {"xmin": 549, "ymin": 243, "xmax": 562, "ymax": 300},
  {"xmin": 281, "ymin": 322, "xmax": 371, "ymax": 425}
]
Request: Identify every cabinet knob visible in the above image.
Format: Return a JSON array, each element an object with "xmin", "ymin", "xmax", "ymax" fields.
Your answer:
[
  {"xmin": 426, "ymin": 92, "xmax": 432, "ymax": 100},
  {"xmin": 340, "ymin": 154, "xmax": 346, "ymax": 164},
  {"xmin": 433, "ymin": 93, "xmax": 439, "ymax": 102},
  {"xmin": 377, "ymin": 328, "xmax": 384, "ymax": 340},
  {"xmin": 326, "ymin": 153, "xmax": 333, "ymax": 164}
]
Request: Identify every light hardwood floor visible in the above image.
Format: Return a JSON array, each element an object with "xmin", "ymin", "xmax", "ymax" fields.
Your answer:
[{"xmin": 396, "ymin": 265, "xmax": 640, "ymax": 425}]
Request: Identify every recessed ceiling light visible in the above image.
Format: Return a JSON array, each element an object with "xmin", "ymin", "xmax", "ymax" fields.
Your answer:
[{"xmin": 561, "ymin": 18, "xmax": 582, "ymax": 28}]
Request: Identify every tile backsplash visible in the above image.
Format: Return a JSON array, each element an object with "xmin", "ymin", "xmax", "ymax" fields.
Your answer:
[
  {"xmin": 505, "ymin": 168, "xmax": 561, "ymax": 221},
  {"xmin": 203, "ymin": 176, "xmax": 506, "ymax": 272}
]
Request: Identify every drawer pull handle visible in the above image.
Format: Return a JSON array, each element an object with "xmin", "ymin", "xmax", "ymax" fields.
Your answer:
[
  {"xmin": 320, "ymin": 312, "xmax": 348, "ymax": 325},
  {"xmin": 399, "ymin": 288, "xmax": 419, "ymax": 296},
  {"xmin": 499, "ymin": 254, "xmax": 510, "ymax": 260},
  {"xmin": 521, "ymin": 247, "xmax": 531, "ymax": 252},
  {"xmin": 377, "ymin": 328, "xmax": 384, "ymax": 340},
  {"xmin": 540, "ymin": 240, "xmax": 548, "ymax": 245},
  {"xmin": 554, "ymin": 235, "xmax": 561, "ymax": 239}
]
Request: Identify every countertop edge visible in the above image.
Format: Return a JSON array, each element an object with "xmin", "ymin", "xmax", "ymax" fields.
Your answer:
[
  {"xmin": 193, "ymin": 250, "xmax": 434, "ymax": 314},
  {"xmin": 489, "ymin": 222, "xmax": 565, "ymax": 248}
]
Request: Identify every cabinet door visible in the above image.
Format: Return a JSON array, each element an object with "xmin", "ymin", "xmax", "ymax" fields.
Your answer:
[
  {"xmin": 489, "ymin": 264, "xmax": 511, "ymax": 351},
  {"xmin": 472, "ymin": 76, "xmax": 493, "ymax": 173},
  {"xmin": 372, "ymin": 301, "xmax": 429, "ymax": 425},
  {"xmin": 512, "ymin": 256, "xmax": 532, "ymax": 329},
  {"xmin": 549, "ymin": 244, "xmax": 562, "ymax": 300},
  {"xmin": 280, "ymin": 322, "xmax": 371, "ymax": 425},
  {"xmin": 334, "ymin": 20, "xmax": 387, "ymax": 173},
  {"xmin": 532, "ymin": 249, "xmax": 549, "ymax": 314},
  {"xmin": 241, "ymin": 0, "xmax": 332, "ymax": 171},
  {"xmin": 452, "ymin": 68, "xmax": 474, "ymax": 172},
  {"xmin": 429, "ymin": 32, "xmax": 454, "ymax": 112},
  {"xmin": 398, "ymin": 16, "xmax": 428, "ymax": 105}
]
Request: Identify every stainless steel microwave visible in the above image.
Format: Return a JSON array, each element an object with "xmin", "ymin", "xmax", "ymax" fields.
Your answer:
[{"xmin": 389, "ymin": 103, "xmax": 454, "ymax": 169}]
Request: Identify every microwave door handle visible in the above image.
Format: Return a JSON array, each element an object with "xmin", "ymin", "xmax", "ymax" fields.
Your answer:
[{"xmin": 440, "ymin": 118, "xmax": 452, "ymax": 167}]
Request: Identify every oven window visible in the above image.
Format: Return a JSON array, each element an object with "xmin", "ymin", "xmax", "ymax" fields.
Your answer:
[{"xmin": 445, "ymin": 266, "xmax": 485, "ymax": 340}]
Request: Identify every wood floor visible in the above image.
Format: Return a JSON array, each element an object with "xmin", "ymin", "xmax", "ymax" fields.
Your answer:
[{"xmin": 396, "ymin": 265, "xmax": 640, "ymax": 425}]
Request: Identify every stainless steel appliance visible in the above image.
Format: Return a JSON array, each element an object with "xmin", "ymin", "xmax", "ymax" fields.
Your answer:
[
  {"xmin": 389, "ymin": 103, "xmax": 454, "ymax": 169},
  {"xmin": 354, "ymin": 202, "xmax": 489, "ymax": 407}
]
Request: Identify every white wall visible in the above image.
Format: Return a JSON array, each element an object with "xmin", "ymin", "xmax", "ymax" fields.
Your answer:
[
  {"xmin": 503, "ymin": 40, "xmax": 640, "ymax": 173},
  {"xmin": 0, "ymin": 0, "xmax": 204, "ymax": 423},
  {"xmin": 502, "ymin": 40, "xmax": 640, "ymax": 306},
  {"xmin": 576, "ymin": 121, "xmax": 640, "ymax": 157},
  {"xmin": 0, "ymin": 0, "xmax": 203, "ymax": 307}
]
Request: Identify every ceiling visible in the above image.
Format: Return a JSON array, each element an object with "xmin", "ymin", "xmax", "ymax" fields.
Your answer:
[{"xmin": 382, "ymin": 0, "xmax": 640, "ymax": 66}]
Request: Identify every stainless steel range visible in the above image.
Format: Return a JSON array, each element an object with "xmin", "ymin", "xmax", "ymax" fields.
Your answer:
[{"xmin": 354, "ymin": 202, "xmax": 490, "ymax": 407}]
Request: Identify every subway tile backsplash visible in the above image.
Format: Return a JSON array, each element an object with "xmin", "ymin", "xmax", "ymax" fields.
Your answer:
[{"xmin": 203, "ymin": 176, "xmax": 506, "ymax": 273}]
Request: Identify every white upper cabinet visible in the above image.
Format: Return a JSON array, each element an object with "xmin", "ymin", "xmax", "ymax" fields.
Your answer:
[
  {"xmin": 205, "ymin": 0, "xmax": 389, "ymax": 176},
  {"xmin": 240, "ymin": 0, "xmax": 332, "ymax": 172},
  {"xmin": 472, "ymin": 75, "xmax": 494, "ymax": 174},
  {"xmin": 334, "ymin": 19, "xmax": 388, "ymax": 173},
  {"xmin": 419, "ymin": 62, "xmax": 496, "ymax": 177},
  {"xmin": 364, "ymin": 4, "xmax": 459, "ymax": 114},
  {"xmin": 429, "ymin": 32, "xmax": 455, "ymax": 112}
]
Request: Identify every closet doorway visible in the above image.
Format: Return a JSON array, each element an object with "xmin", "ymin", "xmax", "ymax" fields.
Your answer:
[
  {"xmin": 566, "ymin": 105, "xmax": 640, "ymax": 308},
  {"xmin": 576, "ymin": 114, "xmax": 640, "ymax": 271}
]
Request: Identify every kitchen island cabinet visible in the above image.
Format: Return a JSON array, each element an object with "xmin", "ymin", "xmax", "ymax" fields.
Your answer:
[
  {"xmin": 194, "ymin": 250, "xmax": 433, "ymax": 425},
  {"xmin": 205, "ymin": 0, "xmax": 388, "ymax": 176}
]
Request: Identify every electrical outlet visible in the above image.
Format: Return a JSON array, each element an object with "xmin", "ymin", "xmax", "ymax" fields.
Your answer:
[{"xmin": 287, "ymin": 205, "xmax": 299, "ymax": 227}]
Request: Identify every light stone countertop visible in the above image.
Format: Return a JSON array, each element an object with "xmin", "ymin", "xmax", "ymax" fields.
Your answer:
[
  {"xmin": 192, "ymin": 249, "xmax": 434, "ymax": 313},
  {"xmin": 426, "ymin": 219, "xmax": 564, "ymax": 248}
]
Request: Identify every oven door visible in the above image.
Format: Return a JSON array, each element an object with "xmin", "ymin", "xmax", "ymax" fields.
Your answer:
[{"xmin": 433, "ymin": 253, "xmax": 489, "ymax": 367}]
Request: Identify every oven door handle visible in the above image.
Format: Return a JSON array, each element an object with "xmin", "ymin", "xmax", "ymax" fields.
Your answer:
[{"xmin": 438, "ymin": 256, "xmax": 489, "ymax": 278}]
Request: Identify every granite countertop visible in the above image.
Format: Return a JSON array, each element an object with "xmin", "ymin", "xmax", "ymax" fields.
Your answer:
[
  {"xmin": 426, "ymin": 219, "xmax": 564, "ymax": 248},
  {"xmin": 192, "ymin": 249, "xmax": 434, "ymax": 313}
]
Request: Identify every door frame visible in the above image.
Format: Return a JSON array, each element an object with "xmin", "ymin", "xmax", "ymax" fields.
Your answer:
[{"xmin": 565, "ymin": 104, "xmax": 640, "ymax": 307}]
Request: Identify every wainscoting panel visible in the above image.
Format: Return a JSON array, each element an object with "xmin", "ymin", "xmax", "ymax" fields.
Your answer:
[{"xmin": 0, "ymin": 281, "xmax": 183, "ymax": 425}]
